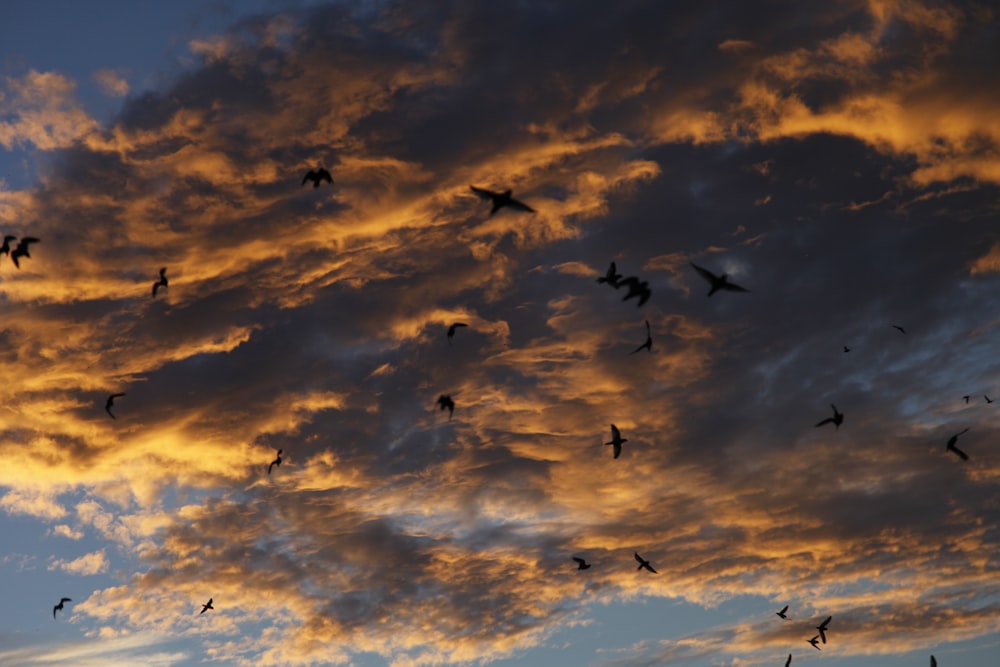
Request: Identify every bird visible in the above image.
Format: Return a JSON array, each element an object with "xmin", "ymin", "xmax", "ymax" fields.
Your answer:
[
  {"xmin": 843, "ymin": 345, "xmax": 851, "ymax": 353},
  {"xmin": 605, "ymin": 424, "xmax": 627, "ymax": 459},
  {"xmin": 572, "ymin": 557, "xmax": 591, "ymax": 570},
  {"xmin": 931, "ymin": 656, "xmax": 937, "ymax": 667},
  {"xmin": 0, "ymin": 234, "xmax": 16, "ymax": 256},
  {"xmin": 808, "ymin": 636, "xmax": 821, "ymax": 650},
  {"xmin": 53, "ymin": 597, "xmax": 72, "ymax": 620},
  {"xmin": 105, "ymin": 393, "xmax": 125, "ymax": 420},
  {"xmin": 634, "ymin": 552, "xmax": 657, "ymax": 574},
  {"xmin": 816, "ymin": 615, "xmax": 832, "ymax": 644},
  {"xmin": 619, "ymin": 276, "xmax": 651, "ymax": 307},
  {"xmin": 946, "ymin": 428, "xmax": 970, "ymax": 461},
  {"xmin": 437, "ymin": 394, "xmax": 455, "ymax": 419},
  {"xmin": 785, "ymin": 655, "xmax": 792, "ymax": 667},
  {"xmin": 689, "ymin": 262, "xmax": 750, "ymax": 296},
  {"xmin": 963, "ymin": 395, "xmax": 970, "ymax": 404},
  {"xmin": 985, "ymin": 395, "xmax": 994, "ymax": 404},
  {"xmin": 200, "ymin": 598, "xmax": 214, "ymax": 614},
  {"xmin": 268, "ymin": 449, "xmax": 283, "ymax": 474},
  {"xmin": 597, "ymin": 261, "xmax": 622, "ymax": 288},
  {"xmin": 152, "ymin": 267, "xmax": 168, "ymax": 297},
  {"xmin": 892, "ymin": 324, "xmax": 907, "ymax": 334},
  {"xmin": 776, "ymin": 605, "xmax": 789, "ymax": 619},
  {"xmin": 815, "ymin": 404, "xmax": 844, "ymax": 430},
  {"xmin": 302, "ymin": 168, "xmax": 333, "ymax": 188},
  {"xmin": 10, "ymin": 237, "xmax": 39, "ymax": 269},
  {"xmin": 470, "ymin": 185, "xmax": 535, "ymax": 216},
  {"xmin": 629, "ymin": 320, "xmax": 652, "ymax": 355},
  {"xmin": 446, "ymin": 322, "xmax": 468, "ymax": 344}
]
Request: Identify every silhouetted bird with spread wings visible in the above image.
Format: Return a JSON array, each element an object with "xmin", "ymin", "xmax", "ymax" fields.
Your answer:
[
  {"xmin": 619, "ymin": 276, "xmax": 651, "ymax": 307},
  {"xmin": 892, "ymin": 324, "xmax": 907, "ymax": 335},
  {"xmin": 605, "ymin": 424, "xmax": 627, "ymax": 459},
  {"xmin": 815, "ymin": 404, "xmax": 844, "ymax": 430},
  {"xmin": 843, "ymin": 345, "xmax": 851, "ymax": 353},
  {"xmin": 816, "ymin": 615, "xmax": 832, "ymax": 644},
  {"xmin": 437, "ymin": 394, "xmax": 455, "ymax": 419},
  {"xmin": 634, "ymin": 552, "xmax": 657, "ymax": 573},
  {"xmin": 10, "ymin": 237, "xmax": 39, "ymax": 268},
  {"xmin": 946, "ymin": 428, "xmax": 970, "ymax": 461},
  {"xmin": 268, "ymin": 449, "xmax": 283, "ymax": 474},
  {"xmin": 106, "ymin": 393, "xmax": 125, "ymax": 420},
  {"xmin": 470, "ymin": 186, "xmax": 534, "ymax": 216},
  {"xmin": 152, "ymin": 267, "xmax": 168, "ymax": 297},
  {"xmin": 776, "ymin": 605, "xmax": 789, "ymax": 619},
  {"xmin": 629, "ymin": 320, "xmax": 652, "ymax": 355},
  {"xmin": 53, "ymin": 597, "xmax": 71, "ymax": 619},
  {"xmin": 985, "ymin": 395, "xmax": 994, "ymax": 404},
  {"xmin": 808, "ymin": 636, "xmax": 821, "ymax": 650},
  {"xmin": 572, "ymin": 557, "xmax": 591, "ymax": 570},
  {"xmin": 597, "ymin": 261, "xmax": 622, "ymax": 288},
  {"xmin": 447, "ymin": 322, "xmax": 468, "ymax": 344},
  {"xmin": 690, "ymin": 262, "xmax": 749, "ymax": 296},
  {"xmin": 963, "ymin": 395, "xmax": 970, "ymax": 404},
  {"xmin": 200, "ymin": 598, "xmax": 214, "ymax": 614},
  {"xmin": 302, "ymin": 168, "xmax": 333, "ymax": 188}
]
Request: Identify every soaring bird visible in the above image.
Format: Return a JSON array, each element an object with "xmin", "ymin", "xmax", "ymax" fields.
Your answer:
[
  {"xmin": 808, "ymin": 636, "xmax": 821, "ymax": 650},
  {"xmin": 815, "ymin": 404, "xmax": 844, "ymax": 430},
  {"xmin": 572, "ymin": 557, "xmax": 591, "ymax": 570},
  {"xmin": 689, "ymin": 262, "xmax": 750, "ymax": 296},
  {"xmin": 152, "ymin": 267, "xmax": 168, "ymax": 297},
  {"xmin": 776, "ymin": 605, "xmax": 789, "ymax": 620},
  {"xmin": 946, "ymin": 428, "xmax": 970, "ymax": 461},
  {"xmin": 892, "ymin": 324, "xmax": 907, "ymax": 335},
  {"xmin": 985, "ymin": 395, "xmax": 994, "ymax": 404},
  {"xmin": 53, "ymin": 597, "xmax": 72, "ymax": 620},
  {"xmin": 634, "ymin": 552, "xmax": 657, "ymax": 574},
  {"xmin": 0, "ymin": 235, "xmax": 16, "ymax": 256},
  {"xmin": 619, "ymin": 276, "xmax": 651, "ymax": 307},
  {"xmin": 816, "ymin": 615, "xmax": 832, "ymax": 644},
  {"xmin": 105, "ymin": 393, "xmax": 125, "ymax": 420},
  {"xmin": 470, "ymin": 185, "xmax": 535, "ymax": 216},
  {"xmin": 302, "ymin": 168, "xmax": 333, "ymax": 188},
  {"xmin": 437, "ymin": 394, "xmax": 455, "ymax": 419},
  {"xmin": 597, "ymin": 261, "xmax": 622, "ymax": 288},
  {"xmin": 843, "ymin": 345, "xmax": 851, "ymax": 353},
  {"xmin": 629, "ymin": 320, "xmax": 652, "ymax": 355},
  {"xmin": 447, "ymin": 322, "xmax": 468, "ymax": 344},
  {"xmin": 963, "ymin": 395, "xmax": 970, "ymax": 404},
  {"xmin": 10, "ymin": 237, "xmax": 39, "ymax": 269},
  {"xmin": 785, "ymin": 655, "xmax": 792, "ymax": 667},
  {"xmin": 268, "ymin": 449, "xmax": 283, "ymax": 474},
  {"xmin": 605, "ymin": 424, "xmax": 627, "ymax": 459},
  {"xmin": 200, "ymin": 598, "xmax": 214, "ymax": 614}
]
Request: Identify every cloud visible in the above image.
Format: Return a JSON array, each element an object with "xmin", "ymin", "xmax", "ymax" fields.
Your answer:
[
  {"xmin": 93, "ymin": 69, "xmax": 130, "ymax": 97},
  {"xmin": 0, "ymin": 70, "xmax": 99, "ymax": 150},
  {"xmin": 50, "ymin": 549, "xmax": 109, "ymax": 575}
]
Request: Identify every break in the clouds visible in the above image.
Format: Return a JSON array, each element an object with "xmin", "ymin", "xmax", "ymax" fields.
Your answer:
[{"xmin": 0, "ymin": 1, "xmax": 999, "ymax": 666}]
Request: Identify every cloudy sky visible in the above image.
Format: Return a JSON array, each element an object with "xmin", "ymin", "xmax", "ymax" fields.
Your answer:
[{"xmin": 1, "ymin": 1, "xmax": 999, "ymax": 666}]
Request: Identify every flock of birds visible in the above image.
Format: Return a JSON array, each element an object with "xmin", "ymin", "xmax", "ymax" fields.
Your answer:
[{"xmin": 15, "ymin": 172, "xmax": 967, "ymax": 666}]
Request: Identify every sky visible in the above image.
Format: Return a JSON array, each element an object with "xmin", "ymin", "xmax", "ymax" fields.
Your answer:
[{"xmin": 0, "ymin": 1, "xmax": 999, "ymax": 666}]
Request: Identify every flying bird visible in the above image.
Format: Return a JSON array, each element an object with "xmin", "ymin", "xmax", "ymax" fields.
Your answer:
[
  {"xmin": 200, "ymin": 598, "xmax": 214, "ymax": 614},
  {"xmin": 843, "ymin": 345, "xmax": 851, "ymax": 353},
  {"xmin": 597, "ymin": 261, "xmax": 622, "ymax": 288},
  {"xmin": 815, "ymin": 404, "xmax": 844, "ymax": 430},
  {"xmin": 629, "ymin": 320, "xmax": 652, "ymax": 355},
  {"xmin": 152, "ymin": 267, "xmax": 168, "ymax": 297},
  {"xmin": 268, "ymin": 449, "xmax": 283, "ymax": 474},
  {"xmin": 963, "ymin": 395, "xmax": 970, "ymax": 404},
  {"xmin": 808, "ymin": 636, "xmax": 821, "ymax": 650},
  {"xmin": 437, "ymin": 394, "xmax": 455, "ymax": 419},
  {"xmin": 53, "ymin": 597, "xmax": 72, "ymax": 620},
  {"xmin": 689, "ymin": 262, "xmax": 750, "ymax": 296},
  {"xmin": 605, "ymin": 424, "xmax": 627, "ymax": 459},
  {"xmin": 634, "ymin": 552, "xmax": 657, "ymax": 574},
  {"xmin": 470, "ymin": 185, "xmax": 535, "ymax": 216},
  {"xmin": 816, "ymin": 615, "xmax": 832, "ymax": 644},
  {"xmin": 572, "ymin": 557, "xmax": 591, "ymax": 570},
  {"xmin": 446, "ymin": 322, "xmax": 468, "ymax": 344},
  {"xmin": 785, "ymin": 655, "xmax": 792, "ymax": 667},
  {"xmin": 619, "ymin": 276, "xmax": 651, "ymax": 307},
  {"xmin": 985, "ymin": 395, "xmax": 994, "ymax": 404},
  {"xmin": 302, "ymin": 168, "xmax": 333, "ymax": 188},
  {"xmin": 105, "ymin": 393, "xmax": 125, "ymax": 420},
  {"xmin": 776, "ymin": 605, "xmax": 789, "ymax": 619},
  {"xmin": 10, "ymin": 237, "xmax": 39, "ymax": 269},
  {"xmin": 0, "ymin": 235, "xmax": 16, "ymax": 257},
  {"xmin": 946, "ymin": 428, "xmax": 970, "ymax": 461},
  {"xmin": 892, "ymin": 324, "xmax": 907, "ymax": 335}
]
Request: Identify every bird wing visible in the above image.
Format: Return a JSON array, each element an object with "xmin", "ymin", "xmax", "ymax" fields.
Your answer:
[
  {"xmin": 302, "ymin": 170, "xmax": 316, "ymax": 184},
  {"xmin": 319, "ymin": 168, "xmax": 333, "ymax": 182},
  {"xmin": 949, "ymin": 444, "xmax": 969, "ymax": 460},
  {"xmin": 815, "ymin": 418, "xmax": 833, "ymax": 427},
  {"xmin": 785, "ymin": 655, "xmax": 792, "ymax": 667},
  {"xmin": 111, "ymin": 393, "xmax": 126, "ymax": 399},
  {"xmin": 634, "ymin": 552, "xmax": 643, "ymax": 564},
  {"xmin": 610, "ymin": 424, "xmax": 621, "ymax": 441},
  {"xmin": 931, "ymin": 656, "xmax": 936, "ymax": 667},
  {"xmin": 506, "ymin": 197, "xmax": 535, "ymax": 213},
  {"xmin": 572, "ymin": 557, "xmax": 586, "ymax": 566},
  {"xmin": 646, "ymin": 563, "xmax": 658, "ymax": 573},
  {"xmin": 613, "ymin": 441, "xmax": 621, "ymax": 458},
  {"xmin": 819, "ymin": 616, "xmax": 831, "ymax": 628},
  {"xmin": 470, "ymin": 185, "xmax": 497, "ymax": 200},
  {"xmin": 19, "ymin": 237, "xmax": 39, "ymax": 246},
  {"xmin": 690, "ymin": 262, "xmax": 718, "ymax": 284},
  {"xmin": 720, "ymin": 282, "xmax": 750, "ymax": 293}
]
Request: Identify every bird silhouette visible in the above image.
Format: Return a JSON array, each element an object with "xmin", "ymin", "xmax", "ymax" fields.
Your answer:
[
  {"xmin": 816, "ymin": 615, "xmax": 831, "ymax": 644},
  {"xmin": 776, "ymin": 605, "xmax": 789, "ymax": 619},
  {"xmin": 0, "ymin": 235, "xmax": 16, "ymax": 257},
  {"xmin": 437, "ymin": 394, "xmax": 455, "ymax": 419},
  {"xmin": 470, "ymin": 186, "xmax": 534, "ymax": 216},
  {"xmin": 572, "ymin": 557, "xmax": 591, "ymax": 570},
  {"xmin": 808, "ymin": 636, "xmax": 821, "ymax": 650},
  {"xmin": 605, "ymin": 424, "xmax": 627, "ymax": 459},
  {"xmin": 597, "ymin": 261, "xmax": 622, "ymax": 288},
  {"xmin": 302, "ymin": 168, "xmax": 333, "ymax": 188},
  {"xmin": 105, "ymin": 393, "xmax": 125, "ymax": 420},
  {"xmin": 152, "ymin": 267, "xmax": 168, "ymax": 297},
  {"xmin": 446, "ymin": 322, "xmax": 468, "ymax": 345},
  {"xmin": 200, "ymin": 598, "xmax": 214, "ymax": 614},
  {"xmin": 619, "ymin": 276, "xmax": 651, "ymax": 307},
  {"xmin": 634, "ymin": 552, "xmax": 657, "ymax": 573},
  {"xmin": 53, "ymin": 597, "xmax": 72, "ymax": 620},
  {"xmin": 785, "ymin": 655, "xmax": 792, "ymax": 667},
  {"xmin": 985, "ymin": 395, "xmax": 994, "ymax": 404},
  {"xmin": 963, "ymin": 395, "xmax": 970, "ymax": 404},
  {"xmin": 629, "ymin": 320, "xmax": 652, "ymax": 355},
  {"xmin": 815, "ymin": 404, "xmax": 844, "ymax": 430},
  {"xmin": 843, "ymin": 345, "xmax": 851, "ymax": 353},
  {"xmin": 931, "ymin": 656, "xmax": 937, "ymax": 667},
  {"xmin": 10, "ymin": 237, "xmax": 39, "ymax": 269},
  {"xmin": 946, "ymin": 428, "xmax": 970, "ymax": 461},
  {"xmin": 268, "ymin": 449, "xmax": 283, "ymax": 474},
  {"xmin": 892, "ymin": 324, "xmax": 907, "ymax": 335},
  {"xmin": 690, "ymin": 262, "xmax": 750, "ymax": 296}
]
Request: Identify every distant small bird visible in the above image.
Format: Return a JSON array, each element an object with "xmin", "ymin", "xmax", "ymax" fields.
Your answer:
[
  {"xmin": 470, "ymin": 185, "xmax": 535, "ymax": 216},
  {"xmin": 268, "ymin": 449, "xmax": 283, "ymax": 474},
  {"xmin": 985, "ymin": 395, "xmax": 994, "ymax": 404},
  {"xmin": 816, "ymin": 615, "xmax": 832, "ymax": 644},
  {"xmin": 619, "ymin": 276, "xmax": 651, "ymax": 307},
  {"xmin": 963, "ymin": 395, "xmax": 970, "ymax": 404},
  {"xmin": 629, "ymin": 320, "xmax": 652, "ymax": 355},
  {"xmin": 785, "ymin": 655, "xmax": 792, "ymax": 667},
  {"xmin": 105, "ymin": 393, "xmax": 126, "ymax": 420},
  {"xmin": 447, "ymin": 322, "xmax": 468, "ymax": 344},
  {"xmin": 302, "ymin": 168, "xmax": 333, "ymax": 188},
  {"xmin": 597, "ymin": 261, "xmax": 622, "ymax": 288},
  {"xmin": 634, "ymin": 551, "xmax": 657, "ymax": 574},
  {"xmin": 843, "ymin": 345, "xmax": 851, "ymax": 353},
  {"xmin": 605, "ymin": 424, "xmax": 627, "ymax": 459},
  {"xmin": 690, "ymin": 262, "xmax": 750, "ymax": 297},
  {"xmin": 808, "ymin": 635, "xmax": 821, "ymax": 650},
  {"xmin": 437, "ymin": 394, "xmax": 455, "ymax": 419},
  {"xmin": 0, "ymin": 235, "xmax": 16, "ymax": 257},
  {"xmin": 53, "ymin": 597, "xmax": 72, "ymax": 620},
  {"xmin": 200, "ymin": 598, "xmax": 214, "ymax": 614},
  {"xmin": 572, "ymin": 557, "xmax": 591, "ymax": 570},
  {"xmin": 776, "ymin": 605, "xmax": 789, "ymax": 619},
  {"xmin": 10, "ymin": 237, "xmax": 39, "ymax": 269},
  {"xmin": 815, "ymin": 404, "xmax": 844, "ymax": 430},
  {"xmin": 892, "ymin": 324, "xmax": 906, "ymax": 335},
  {"xmin": 946, "ymin": 428, "xmax": 970, "ymax": 461},
  {"xmin": 152, "ymin": 267, "xmax": 168, "ymax": 297}
]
